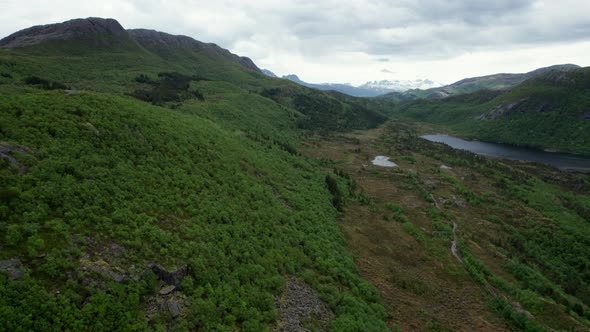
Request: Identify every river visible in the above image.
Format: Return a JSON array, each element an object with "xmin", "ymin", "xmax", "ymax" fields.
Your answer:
[{"xmin": 420, "ymin": 134, "xmax": 590, "ymax": 171}]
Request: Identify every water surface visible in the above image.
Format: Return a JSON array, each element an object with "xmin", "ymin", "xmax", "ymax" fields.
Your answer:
[
  {"xmin": 372, "ymin": 156, "xmax": 397, "ymax": 167},
  {"xmin": 420, "ymin": 134, "xmax": 590, "ymax": 171}
]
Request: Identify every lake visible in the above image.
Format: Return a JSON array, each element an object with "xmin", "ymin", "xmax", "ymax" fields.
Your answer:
[{"xmin": 420, "ymin": 134, "xmax": 590, "ymax": 171}]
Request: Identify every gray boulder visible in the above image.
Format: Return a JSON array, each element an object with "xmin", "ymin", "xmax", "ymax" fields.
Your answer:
[
  {"xmin": 167, "ymin": 300, "xmax": 182, "ymax": 318},
  {"xmin": 150, "ymin": 264, "xmax": 188, "ymax": 287},
  {"xmin": 0, "ymin": 259, "xmax": 24, "ymax": 279}
]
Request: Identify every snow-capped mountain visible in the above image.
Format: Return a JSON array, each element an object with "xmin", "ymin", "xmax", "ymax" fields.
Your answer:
[
  {"xmin": 274, "ymin": 71, "xmax": 443, "ymax": 97},
  {"xmin": 359, "ymin": 79, "xmax": 442, "ymax": 93}
]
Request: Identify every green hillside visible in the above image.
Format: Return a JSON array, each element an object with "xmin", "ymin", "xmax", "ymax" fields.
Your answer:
[
  {"xmin": 381, "ymin": 64, "xmax": 580, "ymax": 102},
  {"xmin": 389, "ymin": 67, "xmax": 590, "ymax": 155},
  {"xmin": 0, "ymin": 18, "xmax": 389, "ymax": 331}
]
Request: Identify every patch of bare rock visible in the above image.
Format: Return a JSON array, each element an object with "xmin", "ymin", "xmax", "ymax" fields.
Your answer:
[{"xmin": 273, "ymin": 277, "xmax": 334, "ymax": 332}]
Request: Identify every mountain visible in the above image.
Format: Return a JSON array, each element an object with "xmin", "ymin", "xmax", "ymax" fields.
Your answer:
[
  {"xmin": 358, "ymin": 78, "xmax": 441, "ymax": 93},
  {"xmin": 282, "ymin": 74, "xmax": 441, "ymax": 97},
  {"xmin": 127, "ymin": 29, "xmax": 260, "ymax": 72},
  {"xmin": 0, "ymin": 17, "xmax": 390, "ymax": 331},
  {"xmin": 261, "ymin": 69, "xmax": 277, "ymax": 77},
  {"xmin": 389, "ymin": 66, "xmax": 590, "ymax": 155},
  {"xmin": 0, "ymin": 17, "xmax": 261, "ymax": 73},
  {"xmin": 382, "ymin": 64, "xmax": 581, "ymax": 102},
  {"xmin": 0, "ymin": 17, "xmax": 385, "ymax": 130},
  {"xmin": 0, "ymin": 17, "xmax": 131, "ymax": 49},
  {"xmin": 437, "ymin": 64, "xmax": 580, "ymax": 97},
  {"xmin": 281, "ymin": 74, "xmax": 375, "ymax": 97}
]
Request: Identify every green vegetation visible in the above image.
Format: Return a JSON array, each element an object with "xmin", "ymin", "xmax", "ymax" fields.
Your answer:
[
  {"xmin": 0, "ymin": 23, "xmax": 390, "ymax": 331},
  {"xmin": 0, "ymin": 84, "xmax": 388, "ymax": 331},
  {"xmin": 389, "ymin": 67, "xmax": 590, "ymax": 155},
  {"xmin": 385, "ymin": 202, "xmax": 409, "ymax": 223},
  {"xmin": 379, "ymin": 122, "xmax": 590, "ymax": 330},
  {"xmin": 130, "ymin": 72, "xmax": 206, "ymax": 106},
  {"xmin": 261, "ymin": 88, "xmax": 386, "ymax": 131},
  {"xmin": 24, "ymin": 75, "xmax": 69, "ymax": 90}
]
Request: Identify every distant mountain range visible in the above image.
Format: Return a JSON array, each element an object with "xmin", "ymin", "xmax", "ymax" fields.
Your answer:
[
  {"xmin": 264, "ymin": 65, "xmax": 581, "ymax": 100},
  {"xmin": 382, "ymin": 64, "xmax": 581, "ymax": 102},
  {"xmin": 262, "ymin": 70, "xmax": 442, "ymax": 97},
  {"xmin": 358, "ymin": 79, "xmax": 441, "ymax": 94}
]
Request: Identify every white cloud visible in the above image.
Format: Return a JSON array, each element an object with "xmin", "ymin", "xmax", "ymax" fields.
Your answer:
[{"xmin": 1, "ymin": 0, "xmax": 589, "ymax": 84}]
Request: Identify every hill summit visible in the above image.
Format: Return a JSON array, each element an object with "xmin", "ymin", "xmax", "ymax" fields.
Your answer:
[
  {"xmin": 0, "ymin": 17, "xmax": 260, "ymax": 72},
  {"xmin": 0, "ymin": 17, "xmax": 127, "ymax": 48}
]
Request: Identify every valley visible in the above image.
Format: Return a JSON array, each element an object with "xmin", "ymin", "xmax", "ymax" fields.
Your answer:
[
  {"xmin": 302, "ymin": 123, "xmax": 590, "ymax": 331},
  {"xmin": 1, "ymin": 16, "xmax": 589, "ymax": 332}
]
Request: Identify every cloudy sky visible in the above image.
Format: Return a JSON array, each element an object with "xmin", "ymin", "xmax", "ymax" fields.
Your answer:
[{"xmin": 1, "ymin": 0, "xmax": 589, "ymax": 85}]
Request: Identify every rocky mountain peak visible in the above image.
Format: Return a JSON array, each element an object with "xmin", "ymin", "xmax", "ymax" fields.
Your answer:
[{"xmin": 0, "ymin": 17, "xmax": 127, "ymax": 48}]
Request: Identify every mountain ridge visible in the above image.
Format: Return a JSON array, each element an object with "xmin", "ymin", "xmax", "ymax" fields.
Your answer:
[
  {"xmin": 382, "ymin": 64, "xmax": 581, "ymax": 101},
  {"xmin": 0, "ymin": 17, "xmax": 260, "ymax": 72},
  {"xmin": 127, "ymin": 28, "xmax": 260, "ymax": 72},
  {"xmin": 281, "ymin": 73, "xmax": 441, "ymax": 97}
]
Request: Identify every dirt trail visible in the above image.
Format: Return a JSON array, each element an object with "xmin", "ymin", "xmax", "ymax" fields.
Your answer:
[{"xmin": 451, "ymin": 221, "xmax": 462, "ymax": 263}]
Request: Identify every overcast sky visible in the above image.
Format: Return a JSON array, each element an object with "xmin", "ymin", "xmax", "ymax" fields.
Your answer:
[{"xmin": 1, "ymin": 0, "xmax": 589, "ymax": 85}]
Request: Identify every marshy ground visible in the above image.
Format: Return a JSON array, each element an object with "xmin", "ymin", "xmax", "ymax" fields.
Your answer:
[{"xmin": 302, "ymin": 123, "xmax": 590, "ymax": 331}]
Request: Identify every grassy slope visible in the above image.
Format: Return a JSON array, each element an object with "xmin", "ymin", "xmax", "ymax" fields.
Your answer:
[
  {"xmin": 0, "ymin": 35, "xmax": 390, "ymax": 331},
  {"xmin": 388, "ymin": 68, "xmax": 590, "ymax": 155},
  {"xmin": 0, "ymin": 38, "xmax": 386, "ymax": 131}
]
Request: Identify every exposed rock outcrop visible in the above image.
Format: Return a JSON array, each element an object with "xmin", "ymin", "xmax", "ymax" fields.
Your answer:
[
  {"xmin": 145, "ymin": 289, "xmax": 188, "ymax": 320},
  {"xmin": 167, "ymin": 300, "xmax": 182, "ymax": 318},
  {"xmin": 80, "ymin": 258, "xmax": 126, "ymax": 283},
  {"xmin": 159, "ymin": 285, "xmax": 176, "ymax": 295},
  {"xmin": 0, "ymin": 142, "xmax": 34, "ymax": 175},
  {"xmin": 274, "ymin": 277, "xmax": 334, "ymax": 332},
  {"xmin": 0, "ymin": 259, "xmax": 24, "ymax": 279},
  {"xmin": 476, "ymin": 97, "xmax": 529, "ymax": 120},
  {"xmin": 150, "ymin": 264, "xmax": 188, "ymax": 287}
]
